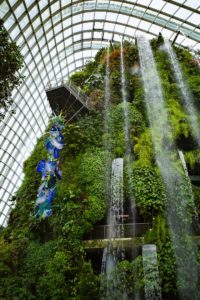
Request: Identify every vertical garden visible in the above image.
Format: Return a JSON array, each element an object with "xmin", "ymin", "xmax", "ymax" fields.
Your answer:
[{"xmin": 0, "ymin": 35, "xmax": 200, "ymax": 299}]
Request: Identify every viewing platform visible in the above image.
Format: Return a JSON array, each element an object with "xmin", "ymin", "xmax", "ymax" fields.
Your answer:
[
  {"xmin": 46, "ymin": 78, "xmax": 90, "ymax": 121},
  {"xmin": 84, "ymin": 223, "xmax": 151, "ymax": 248}
]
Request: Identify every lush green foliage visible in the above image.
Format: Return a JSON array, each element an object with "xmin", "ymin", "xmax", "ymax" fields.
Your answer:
[
  {"xmin": 0, "ymin": 113, "xmax": 105, "ymax": 299},
  {"xmin": 131, "ymin": 166, "xmax": 167, "ymax": 220},
  {"xmin": 1, "ymin": 36, "xmax": 200, "ymax": 299},
  {"xmin": 0, "ymin": 20, "xmax": 24, "ymax": 120}
]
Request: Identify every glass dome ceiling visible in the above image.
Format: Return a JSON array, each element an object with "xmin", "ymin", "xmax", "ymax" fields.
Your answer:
[{"xmin": 0, "ymin": 0, "xmax": 199, "ymax": 226}]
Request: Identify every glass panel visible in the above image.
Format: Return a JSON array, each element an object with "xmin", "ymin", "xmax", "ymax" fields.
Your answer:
[
  {"xmin": 4, "ymin": 16, "xmax": 15, "ymax": 30},
  {"xmin": 51, "ymin": 2, "xmax": 60, "ymax": 14},
  {"xmin": 9, "ymin": 25, "xmax": 20, "ymax": 40},
  {"xmin": 187, "ymin": 13, "xmax": 200, "ymax": 24},
  {"xmin": 46, "ymin": 29, "xmax": 54, "ymax": 41},
  {"xmin": 104, "ymin": 32, "xmax": 113, "ymax": 40},
  {"xmin": 39, "ymin": 0, "xmax": 48, "ymax": 11},
  {"xmin": 24, "ymin": 0, "xmax": 34, "ymax": 8},
  {"xmin": 62, "ymin": 18, "xmax": 71, "ymax": 30},
  {"xmin": 74, "ymin": 34, "xmax": 81, "ymax": 42},
  {"xmin": 29, "ymin": 5, "xmax": 38, "ymax": 19},
  {"xmin": 161, "ymin": 28, "xmax": 175, "ymax": 38},
  {"xmin": 137, "ymin": 0, "xmax": 152, "ymax": 5},
  {"xmin": 32, "ymin": 44, "xmax": 39, "ymax": 56},
  {"xmin": 150, "ymin": 0, "xmax": 165, "ymax": 10},
  {"xmin": 74, "ymin": 52, "xmax": 83, "ymax": 60},
  {"xmin": 106, "ymin": 12, "xmax": 118, "ymax": 22},
  {"xmin": 95, "ymin": 21, "xmax": 104, "ymax": 29},
  {"xmin": 42, "ymin": 8, "xmax": 50, "ymax": 22},
  {"xmin": 52, "ymin": 12, "xmax": 61, "ymax": 25},
  {"xmin": 76, "ymin": 60, "xmax": 82, "ymax": 68},
  {"xmin": 0, "ymin": 2, "xmax": 10, "ymax": 18},
  {"xmin": 128, "ymin": 17, "xmax": 140, "ymax": 27},
  {"xmin": 62, "ymin": 7, "xmax": 71, "ymax": 18},
  {"xmin": 185, "ymin": 0, "xmax": 200, "ymax": 8},
  {"xmin": 139, "ymin": 20, "xmax": 151, "ymax": 31},
  {"xmin": 83, "ymin": 12, "xmax": 94, "ymax": 21},
  {"xmin": 162, "ymin": 3, "xmax": 178, "ymax": 14},
  {"xmin": 124, "ymin": 26, "xmax": 134, "ymax": 36},
  {"xmin": 63, "ymin": 28, "xmax": 72, "ymax": 38},
  {"xmin": 0, "ymin": 205, "xmax": 5, "ymax": 216},
  {"xmin": 72, "ymin": 14, "xmax": 82, "ymax": 23},
  {"xmin": 39, "ymin": 37, "xmax": 46, "ymax": 48},
  {"xmin": 32, "ymin": 17, "xmax": 41, "ymax": 29},
  {"xmin": 83, "ymin": 22, "xmax": 93, "ymax": 30},
  {"xmin": 175, "ymin": 7, "xmax": 192, "ymax": 19},
  {"xmin": 73, "ymin": 24, "xmax": 82, "ymax": 33},
  {"xmin": 61, "ymin": 0, "xmax": 71, "ymax": 7},
  {"xmin": 150, "ymin": 24, "xmax": 162, "ymax": 34},
  {"xmin": 68, "ymin": 64, "xmax": 74, "ymax": 72},
  {"xmin": 57, "ymin": 43, "xmax": 63, "ymax": 52},
  {"xmin": 50, "ymin": 48, "xmax": 57, "ymax": 58},
  {"xmin": 41, "ymin": 46, "xmax": 48, "ymax": 56},
  {"xmin": 95, "ymin": 11, "xmax": 106, "ymax": 19},
  {"xmin": 17, "ymin": 35, "xmax": 24, "ymax": 47},
  {"xmin": 115, "ymin": 24, "xmax": 126, "ymax": 33},
  {"xmin": 94, "ymin": 31, "xmax": 102, "ymax": 39},
  {"xmin": 8, "ymin": 0, "xmax": 18, "ymax": 7},
  {"xmin": 54, "ymin": 23, "xmax": 62, "ymax": 34},
  {"xmin": 14, "ymin": 3, "xmax": 25, "ymax": 18},
  {"xmin": 117, "ymin": 14, "xmax": 129, "ymax": 24}
]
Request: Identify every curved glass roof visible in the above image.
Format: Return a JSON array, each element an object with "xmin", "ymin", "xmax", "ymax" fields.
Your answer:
[{"xmin": 0, "ymin": 0, "xmax": 199, "ymax": 226}]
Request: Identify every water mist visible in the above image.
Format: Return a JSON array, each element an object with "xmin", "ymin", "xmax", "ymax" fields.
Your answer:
[{"xmin": 138, "ymin": 36, "xmax": 199, "ymax": 300}]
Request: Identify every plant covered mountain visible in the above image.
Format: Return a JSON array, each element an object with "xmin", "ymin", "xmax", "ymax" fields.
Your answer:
[{"xmin": 0, "ymin": 36, "xmax": 200, "ymax": 299}]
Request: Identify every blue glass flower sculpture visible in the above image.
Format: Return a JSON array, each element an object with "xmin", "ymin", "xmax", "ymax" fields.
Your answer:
[{"xmin": 35, "ymin": 115, "xmax": 64, "ymax": 219}]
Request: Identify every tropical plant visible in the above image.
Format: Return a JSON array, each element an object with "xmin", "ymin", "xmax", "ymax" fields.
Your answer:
[{"xmin": 0, "ymin": 20, "xmax": 24, "ymax": 120}]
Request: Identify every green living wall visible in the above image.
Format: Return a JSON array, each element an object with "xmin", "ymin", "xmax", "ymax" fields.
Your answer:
[{"xmin": 0, "ymin": 36, "xmax": 200, "ymax": 299}]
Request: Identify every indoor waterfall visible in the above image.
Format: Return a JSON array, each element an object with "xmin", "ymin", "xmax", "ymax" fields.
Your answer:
[
  {"xmin": 142, "ymin": 244, "xmax": 162, "ymax": 300},
  {"xmin": 104, "ymin": 43, "xmax": 111, "ymax": 144},
  {"xmin": 137, "ymin": 36, "xmax": 199, "ymax": 299},
  {"xmin": 120, "ymin": 42, "xmax": 140, "ymax": 300},
  {"xmin": 103, "ymin": 43, "xmax": 112, "ymax": 205},
  {"xmin": 178, "ymin": 150, "xmax": 189, "ymax": 177},
  {"xmin": 164, "ymin": 38, "xmax": 200, "ymax": 147},
  {"xmin": 101, "ymin": 158, "xmax": 126, "ymax": 299},
  {"xmin": 120, "ymin": 39, "xmax": 137, "ymax": 235},
  {"xmin": 100, "ymin": 45, "xmax": 126, "ymax": 299},
  {"xmin": 120, "ymin": 39, "xmax": 131, "ymax": 154},
  {"xmin": 108, "ymin": 158, "xmax": 124, "ymax": 242}
]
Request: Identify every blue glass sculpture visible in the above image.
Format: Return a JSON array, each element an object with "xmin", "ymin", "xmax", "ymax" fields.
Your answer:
[{"xmin": 35, "ymin": 115, "xmax": 64, "ymax": 219}]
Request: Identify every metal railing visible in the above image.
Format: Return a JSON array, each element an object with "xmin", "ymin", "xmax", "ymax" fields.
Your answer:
[
  {"xmin": 85, "ymin": 223, "xmax": 151, "ymax": 240},
  {"xmin": 46, "ymin": 78, "xmax": 89, "ymax": 108}
]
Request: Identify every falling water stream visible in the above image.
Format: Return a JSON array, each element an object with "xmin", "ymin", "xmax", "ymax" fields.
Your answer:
[
  {"xmin": 100, "ymin": 45, "xmax": 126, "ymax": 299},
  {"xmin": 164, "ymin": 39, "xmax": 200, "ymax": 147},
  {"xmin": 101, "ymin": 158, "xmax": 125, "ymax": 299},
  {"xmin": 142, "ymin": 244, "xmax": 162, "ymax": 300},
  {"xmin": 103, "ymin": 44, "xmax": 112, "ymax": 209},
  {"xmin": 120, "ymin": 40, "xmax": 142, "ymax": 300},
  {"xmin": 104, "ymin": 45, "xmax": 111, "ymax": 142},
  {"xmin": 120, "ymin": 40, "xmax": 131, "ymax": 154},
  {"xmin": 108, "ymin": 158, "xmax": 124, "ymax": 241},
  {"xmin": 137, "ymin": 36, "xmax": 199, "ymax": 300},
  {"xmin": 120, "ymin": 40, "xmax": 137, "ymax": 231}
]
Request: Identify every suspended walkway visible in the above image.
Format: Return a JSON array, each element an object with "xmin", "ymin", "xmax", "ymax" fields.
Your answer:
[
  {"xmin": 46, "ymin": 78, "xmax": 90, "ymax": 121},
  {"xmin": 84, "ymin": 222, "xmax": 151, "ymax": 249}
]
